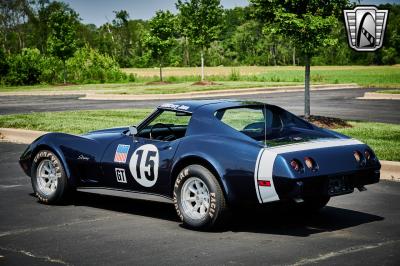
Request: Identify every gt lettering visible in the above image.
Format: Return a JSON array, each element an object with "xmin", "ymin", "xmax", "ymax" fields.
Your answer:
[{"xmin": 115, "ymin": 168, "xmax": 127, "ymax": 183}]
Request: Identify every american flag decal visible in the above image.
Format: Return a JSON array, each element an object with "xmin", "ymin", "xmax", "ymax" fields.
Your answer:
[{"xmin": 114, "ymin": 144, "xmax": 130, "ymax": 163}]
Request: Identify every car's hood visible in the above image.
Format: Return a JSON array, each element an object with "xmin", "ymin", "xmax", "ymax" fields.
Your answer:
[
  {"xmin": 86, "ymin": 127, "xmax": 128, "ymax": 135},
  {"xmin": 81, "ymin": 127, "xmax": 128, "ymax": 143}
]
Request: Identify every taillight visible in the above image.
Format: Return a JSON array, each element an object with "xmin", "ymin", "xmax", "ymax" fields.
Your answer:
[
  {"xmin": 364, "ymin": 150, "xmax": 371, "ymax": 160},
  {"xmin": 290, "ymin": 159, "xmax": 302, "ymax": 172},
  {"xmin": 304, "ymin": 157, "xmax": 318, "ymax": 171},
  {"xmin": 353, "ymin": 151, "xmax": 362, "ymax": 162},
  {"xmin": 354, "ymin": 150, "xmax": 366, "ymax": 166}
]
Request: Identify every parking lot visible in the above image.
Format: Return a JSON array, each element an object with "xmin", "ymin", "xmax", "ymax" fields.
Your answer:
[{"xmin": 0, "ymin": 142, "xmax": 399, "ymax": 265}]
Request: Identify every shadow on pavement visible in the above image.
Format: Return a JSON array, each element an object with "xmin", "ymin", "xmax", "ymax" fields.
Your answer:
[
  {"xmin": 48, "ymin": 192, "xmax": 384, "ymax": 237},
  {"xmin": 71, "ymin": 192, "xmax": 179, "ymax": 222},
  {"xmin": 228, "ymin": 204, "xmax": 384, "ymax": 237}
]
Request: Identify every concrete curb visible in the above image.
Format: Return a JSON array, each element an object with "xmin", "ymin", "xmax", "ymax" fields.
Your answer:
[
  {"xmin": 1, "ymin": 127, "xmax": 398, "ymax": 182},
  {"xmin": 358, "ymin": 92, "xmax": 400, "ymax": 100},
  {"xmin": 0, "ymin": 128, "xmax": 48, "ymax": 144},
  {"xmin": 80, "ymin": 84, "xmax": 361, "ymax": 101},
  {"xmin": 380, "ymin": 161, "xmax": 400, "ymax": 182}
]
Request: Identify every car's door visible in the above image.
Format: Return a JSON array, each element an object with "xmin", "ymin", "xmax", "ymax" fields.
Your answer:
[{"xmin": 100, "ymin": 109, "xmax": 191, "ymax": 196}]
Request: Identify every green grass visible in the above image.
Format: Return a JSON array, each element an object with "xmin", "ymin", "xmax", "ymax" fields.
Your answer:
[
  {"xmin": 0, "ymin": 109, "xmax": 399, "ymax": 161},
  {"xmin": 102, "ymin": 81, "xmax": 302, "ymax": 95},
  {"xmin": 123, "ymin": 65, "xmax": 400, "ymax": 88},
  {"xmin": 0, "ymin": 81, "xmax": 301, "ymax": 94},
  {"xmin": 1, "ymin": 66, "xmax": 399, "ymax": 93},
  {"xmin": 375, "ymin": 89, "xmax": 400, "ymax": 94},
  {"xmin": 0, "ymin": 109, "xmax": 152, "ymax": 134},
  {"xmin": 336, "ymin": 122, "xmax": 400, "ymax": 162}
]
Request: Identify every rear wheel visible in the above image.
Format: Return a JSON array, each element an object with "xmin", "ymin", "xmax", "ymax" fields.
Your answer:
[
  {"xmin": 173, "ymin": 165, "xmax": 228, "ymax": 230},
  {"xmin": 31, "ymin": 150, "xmax": 71, "ymax": 204}
]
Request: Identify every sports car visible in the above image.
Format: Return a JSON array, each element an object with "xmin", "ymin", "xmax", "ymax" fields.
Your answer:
[{"xmin": 19, "ymin": 100, "xmax": 381, "ymax": 230}]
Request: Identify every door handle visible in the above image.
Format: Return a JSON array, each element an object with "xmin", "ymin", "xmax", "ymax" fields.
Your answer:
[{"xmin": 160, "ymin": 145, "xmax": 172, "ymax": 151}]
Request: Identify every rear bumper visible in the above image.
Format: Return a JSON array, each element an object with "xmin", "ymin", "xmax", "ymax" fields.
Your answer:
[{"xmin": 273, "ymin": 168, "xmax": 380, "ymax": 200}]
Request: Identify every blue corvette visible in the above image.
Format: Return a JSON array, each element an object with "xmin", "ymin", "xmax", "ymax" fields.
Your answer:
[{"xmin": 19, "ymin": 100, "xmax": 380, "ymax": 229}]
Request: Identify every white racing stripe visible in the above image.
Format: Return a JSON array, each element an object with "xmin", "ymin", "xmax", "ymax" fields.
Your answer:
[
  {"xmin": 253, "ymin": 149, "xmax": 264, "ymax": 203},
  {"xmin": 257, "ymin": 149, "xmax": 279, "ymax": 203},
  {"xmin": 254, "ymin": 138, "xmax": 363, "ymax": 203},
  {"xmin": 267, "ymin": 138, "xmax": 363, "ymax": 154}
]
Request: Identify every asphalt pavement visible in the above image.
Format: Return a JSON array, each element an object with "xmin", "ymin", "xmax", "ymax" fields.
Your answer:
[
  {"xmin": 0, "ymin": 88, "xmax": 399, "ymax": 123},
  {"xmin": 0, "ymin": 142, "xmax": 399, "ymax": 265}
]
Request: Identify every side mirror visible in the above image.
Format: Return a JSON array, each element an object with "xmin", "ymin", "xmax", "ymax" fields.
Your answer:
[{"xmin": 129, "ymin": 126, "xmax": 138, "ymax": 136}]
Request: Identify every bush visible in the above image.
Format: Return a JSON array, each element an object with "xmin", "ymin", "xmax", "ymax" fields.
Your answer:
[
  {"xmin": 229, "ymin": 68, "xmax": 240, "ymax": 81},
  {"xmin": 40, "ymin": 56, "xmax": 63, "ymax": 83},
  {"xmin": 4, "ymin": 48, "xmax": 43, "ymax": 85},
  {"xmin": 382, "ymin": 47, "xmax": 397, "ymax": 65},
  {"xmin": 67, "ymin": 46, "xmax": 129, "ymax": 83},
  {"xmin": 1, "ymin": 46, "xmax": 131, "ymax": 86}
]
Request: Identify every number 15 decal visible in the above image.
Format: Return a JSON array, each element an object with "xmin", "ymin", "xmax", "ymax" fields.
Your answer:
[{"xmin": 129, "ymin": 144, "xmax": 159, "ymax": 187}]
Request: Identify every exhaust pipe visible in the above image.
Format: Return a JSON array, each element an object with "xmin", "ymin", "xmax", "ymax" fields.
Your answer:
[{"xmin": 357, "ymin": 186, "xmax": 367, "ymax": 192}]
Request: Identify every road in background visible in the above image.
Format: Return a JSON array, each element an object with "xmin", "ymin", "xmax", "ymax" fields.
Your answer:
[
  {"xmin": 0, "ymin": 88, "xmax": 399, "ymax": 123},
  {"xmin": 0, "ymin": 142, "xmax": 399, "ymax": 265}
]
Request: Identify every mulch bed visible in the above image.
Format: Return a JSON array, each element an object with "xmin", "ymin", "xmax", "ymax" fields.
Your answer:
[
  {"xmin": 301, "ymin": 115, "xmax": 353, "ymax": 129},
  {"xmin": 145, "ymin": 81, "xmax": 174, "ymax": 85},
  {"xmin": 54, "ymin": 82, "xmax": 77, "ymax": 86}
]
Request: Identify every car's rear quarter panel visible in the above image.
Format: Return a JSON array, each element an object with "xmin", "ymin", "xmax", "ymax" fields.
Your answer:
[{"xmin": 173, "ymin": 135, "xmax": 262, "ymax": 205}]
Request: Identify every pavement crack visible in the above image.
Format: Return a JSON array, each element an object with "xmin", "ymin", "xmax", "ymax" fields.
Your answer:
[
  {"xmin": 0, "ymin": 214, "xmax": 126, "ymax": 238},
  {"xmin": 0, "ymin": 246, "xmax": 69, "ymax": 265},
  {"xmin": 290, "ymin": 239, "xmax": 400, "ymax": 266}
]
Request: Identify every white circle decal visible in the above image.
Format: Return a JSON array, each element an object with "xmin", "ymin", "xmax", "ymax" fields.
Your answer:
[{"xmin": 129, "ymin": 144, "xmax": 159, "ymax": 187}]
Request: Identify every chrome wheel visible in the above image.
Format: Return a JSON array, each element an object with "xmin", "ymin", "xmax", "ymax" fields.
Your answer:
[
  {"xmin": 181, "ymin": 177, "xmax": 210, "ymax": 220},
  {"xmin": 36, "ymin": 159, "xmax": 59, "ymax": 196}
]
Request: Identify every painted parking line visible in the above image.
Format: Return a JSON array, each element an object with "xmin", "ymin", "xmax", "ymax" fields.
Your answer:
[
  {"xmin": 0, "ymin": 184, "xmax": 23, "ymax": 189},
  {"xmin": 291, "ymin": 239, "xmax": 400, "ymax": 265},
  {"xmin": 0, "ymin": 214, "xmax": 127, "ymax": 238}
]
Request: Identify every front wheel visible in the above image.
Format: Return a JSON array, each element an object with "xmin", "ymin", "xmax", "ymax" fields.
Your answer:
[
  {"xmin": 31, "ymin": 150, "xmax": 71, "ymax": 204},
  {"xmin": 173, "ymin": 165, "xmax": 228, "ymax": 230}
]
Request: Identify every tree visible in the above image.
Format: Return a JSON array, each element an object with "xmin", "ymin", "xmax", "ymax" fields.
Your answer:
[
  {"xmin": 250, "ymin": 0, "xmax": 348, "ymax": 118},
  {"xmin": 0, "ymin": 0, "xmax": 31, "ymax": 53},
  {"xmin": 176, "ymin": 0, "xmax": 223, "ymax": 80},
  {"xmin": 47, "ymin": 3, "xmax": 79, "ymax": 84},
  {"xmin": 112, "ymin": 10, "xmax": 132, "ymax": 67},
  {"xmin": 144, "ymin": 10, "xmax": 176, "ymax": 81},
  {"xmin": 0, "ymin": 47, "xmax": 8, "ymax": 77}
]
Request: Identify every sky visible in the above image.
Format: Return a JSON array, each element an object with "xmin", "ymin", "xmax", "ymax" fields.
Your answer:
[
  {"xmin": 61, "ymin": 0, "xmax": 400, "ymax": 26},
  {"xmin": 62, "ymin": 0, "xmax": 248, "ymax": 26}
]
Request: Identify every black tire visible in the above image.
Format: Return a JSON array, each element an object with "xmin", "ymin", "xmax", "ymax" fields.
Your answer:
[
  {"xmin": 31, "ymin": 150, "xmax": 71, "ymax": 204},
  {"xmin": 173, "ymin": 164, "xmax": 228, "ymax": 230},
  {"xmin": 298, "ymin": 196, "xmax": 330, "ymax": 213}
]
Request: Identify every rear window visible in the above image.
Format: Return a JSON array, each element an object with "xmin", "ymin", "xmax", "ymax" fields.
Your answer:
[
  {"xmin": 215, "ymin": 106, "xmax": 315, "ymax": 145},
  {"xmin": 219, "ymin": 108, "xmax": 265, "ymax": 132}
]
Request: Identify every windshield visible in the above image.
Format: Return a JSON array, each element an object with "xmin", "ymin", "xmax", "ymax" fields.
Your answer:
[{"xmin": 215, "ymin": 105, "xmax": 334, "ymax": 147}]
